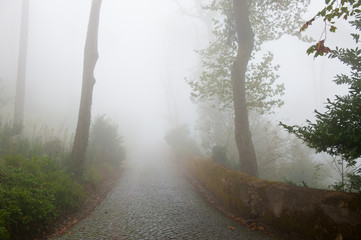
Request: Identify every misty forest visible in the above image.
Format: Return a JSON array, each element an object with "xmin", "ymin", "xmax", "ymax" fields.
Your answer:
[{"xmin": 0, "ymin": 0, "xmax": 360, "ymax": 239}]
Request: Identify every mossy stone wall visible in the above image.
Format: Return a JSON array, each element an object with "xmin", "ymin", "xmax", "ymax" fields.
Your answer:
[{"xmin": 184, "ymin": 157, "xmax": 361, "ymax": 240}]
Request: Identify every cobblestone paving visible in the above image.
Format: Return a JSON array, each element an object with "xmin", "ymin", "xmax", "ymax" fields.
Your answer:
[{"xmin": 54, "ymin": 154, "xmax": 275, "ymax": 240}]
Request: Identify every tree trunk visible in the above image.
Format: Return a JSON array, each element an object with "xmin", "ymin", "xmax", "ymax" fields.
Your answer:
[
  {"xmin": 14, "ymin": 0, "xmax": 29, "ymax": 130},
  {"xmin": 231, "ymin": 0, "xmax": 258, "ymax": 177},
  {"xmin": 71, "ymin": 0, "xmax": 102, "ymax": 176}
]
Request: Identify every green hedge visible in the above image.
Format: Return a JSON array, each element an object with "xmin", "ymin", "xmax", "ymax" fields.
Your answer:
[{"xmin": 0, "ymin": 155, "xmax": 85, "ymax": 240}]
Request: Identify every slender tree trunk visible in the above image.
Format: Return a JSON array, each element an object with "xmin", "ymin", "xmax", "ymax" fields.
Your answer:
[
  {"xmin": 14, "ymin": 0, "xmax": 29, "ymax": 130},
  {"xmin": 71, "ymin": 0, "xmax": 102, "ymax": 176},
  {"xmin": 231, "ymin": 0, "xmax": 258, "ymax": 177}
]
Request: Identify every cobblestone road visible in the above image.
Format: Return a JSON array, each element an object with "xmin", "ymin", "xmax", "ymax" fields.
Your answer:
[{"xmin": 54, "ymin": 153, "xmax": 274, "ymax": 240}]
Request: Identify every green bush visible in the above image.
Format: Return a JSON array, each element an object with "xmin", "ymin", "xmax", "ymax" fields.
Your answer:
[
  {"xmin": 0, "ymin": 115, "xmax": 124, "ymax": 239},
  {"xmin": 87, "ymin": 115, "xmax": 126, "ymax": 168},
  {"xmin": 348, "ymin": 172, "xmax": 361, "ymax": 193},
  {"xmin": 84, "ymin": 165, "xmax": 103, "ymax": 189},
  {"xmin": 0, "ymin": 155, "xmax": 85, "ymax": 239},
  {"xmin": 331, "ymin": 171, "xmax": 361, "ymax": 193}
]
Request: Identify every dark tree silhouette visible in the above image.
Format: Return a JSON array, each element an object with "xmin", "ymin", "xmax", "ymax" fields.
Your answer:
[
  {"xmin": 71, "ymin": 0, "xmax": 102, "ymax": 176},
  {"xmin": 231, "ymin": 0, "xmax": 258, "ymax": 176}
]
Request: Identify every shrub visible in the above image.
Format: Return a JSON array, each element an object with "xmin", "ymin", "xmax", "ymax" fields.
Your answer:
[
  {"xmin": 0, "ymin": 155, "xmax": 85, "ymax": 239},
  {"xmin": 87, "ymin": 115, "xmax": 126, "ymax": 168},
  {"xmin": 84, "ymin": 165, "xmax": 103, "ymax": 190},
  {"xmin": 0, "ymin": 114, "xmax": 124, "ymax": 239},
  {"xmin": 348, "ymin": 172, "xmax": 361, "ymax": 193}
]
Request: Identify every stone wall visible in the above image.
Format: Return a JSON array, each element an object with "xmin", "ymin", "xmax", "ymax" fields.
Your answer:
[{"xmin": 184, "ymin": 157, "xmax": 361, "ymax": 240}]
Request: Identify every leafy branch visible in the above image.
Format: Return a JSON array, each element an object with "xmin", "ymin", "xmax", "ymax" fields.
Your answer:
[{"xmin": 301, "ymin": 0, "xmax": 361, "ymax": 57}]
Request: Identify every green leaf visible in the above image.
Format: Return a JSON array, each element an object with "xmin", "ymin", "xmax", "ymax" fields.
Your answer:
[
  {"xmin": 306, "ymin": 45, "xmax": 316, "ymax": 55},
  {"xmin": 351, "ymin": 33, "xmax": 360, "ymax": 43}
]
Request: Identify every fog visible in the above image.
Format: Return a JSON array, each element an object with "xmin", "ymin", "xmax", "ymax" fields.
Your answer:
[
  {"xmin": 1, "ymin": 0, "xmax": 199, "ymax": 151},
  {"xmin": 2, "ymin": 2, "xmax": 360, "ymax": 238},
  {"xmin": 0, "ymin": 0, "xmax": 351, "ymax": 153}
]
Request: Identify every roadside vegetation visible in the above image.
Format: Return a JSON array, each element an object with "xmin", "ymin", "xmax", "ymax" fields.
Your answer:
[
  {"xmin": 0, "ymin": 114, "xmax": 125, "ymax": 240},
  {"xmin": 282, "ymin": 0, "xmax": 361, "ymax": 193},
  {"xmin": 165, "ymin": 0, "xmax": 361, "ymax": 194}
]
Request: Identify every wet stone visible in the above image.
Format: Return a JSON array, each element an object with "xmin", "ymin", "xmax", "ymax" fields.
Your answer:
[{"xmin": 53, "ymin": 155, "xmax": 275, "ymax": 240}]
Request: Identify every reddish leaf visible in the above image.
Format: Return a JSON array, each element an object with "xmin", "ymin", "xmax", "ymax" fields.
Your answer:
[
  {"xmin": 315, "ymin": 40, "xmax": 332, "ymax": 55},
  {"xmin": 301, "ymin": 17, "xmax": 315, "ymax": 31}
]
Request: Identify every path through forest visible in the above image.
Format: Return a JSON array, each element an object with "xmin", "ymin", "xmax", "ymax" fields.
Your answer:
[{"xmin": 53, "ymin": 153, "xmax": 275, "ymax": 239}]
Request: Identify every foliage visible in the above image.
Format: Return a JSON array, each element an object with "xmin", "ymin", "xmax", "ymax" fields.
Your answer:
[
  {"xmin": 187, "ymin": 0, "xmax": 310, "ymax": 113},
  {"xmin": 195, "ymin": 101, "xmax": 327, "ymax": 186},
  {"xmin": 189, "ymin": 49, "xmax": 284, "ymax": 113},
  {"xmin": 330, "ymin": 172, "xmax": 361, "ymax": 193},
  {"xmin": 282, "ymin": 2, "xmax": 361, "ymax": 193},
  {"xmin": 281, "ymin": 13, "xmax": 361, "ymax": 164},
  {"xmin": 282, "ymin": 177, "xmax": 309, "ymax": 187},
  {"xmin": 87, "ymin": 115, "xmax": 126, "ymax": 168},
  {"xmin": 84, "ymin": 164, "xmax": 104, "ymax": 189},
  {"xmin": 348, "ymin": 171, "xmax": 361, "ymax": 193},
  {"xmin": 327, "ymin": 156, "xmax": 361, "ymax": 193},
  {"xmin": 326, "ymin": 156, "xmax": 354, "ymax": 190},
  {"xmin": 302, "ymin": 0, "xmax": 361, "ymax": 57},
  {"xmin": 0, "ymin": 155, "xmax": 85, "ymax": 240},
  {"xmin": 0, "ymin": 114, "xmax": 124, "ymax": 239}
]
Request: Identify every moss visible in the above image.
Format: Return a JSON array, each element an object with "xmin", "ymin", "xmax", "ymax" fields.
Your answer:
[{"xmin": 184, "ymin": 156, "xmax": 361, "ymax": 240}]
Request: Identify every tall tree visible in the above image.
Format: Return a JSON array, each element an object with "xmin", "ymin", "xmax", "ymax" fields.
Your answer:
[
  {"xmin": 188, "ymin": 0, "xmax": 310, "ymax": 177},
  {"xmin": 231, "ymin": 0, "xmax": 258, "ymax": 176},
  {"xmin": 71, "ymin": 0, "xmax": 102, "ymax": 176},
  {"xmin": 14, "ymin": 0, "xmax": 29, "ymax": 130}
]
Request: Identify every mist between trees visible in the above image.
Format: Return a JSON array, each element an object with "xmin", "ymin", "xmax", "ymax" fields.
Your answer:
[
  {"xmin": 0, "ymin": 0, "xmax": 360, "ymax": 239},
  {"xmin": 0, "ymin": 0, "xmax": 359, "ymax": 194}
]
